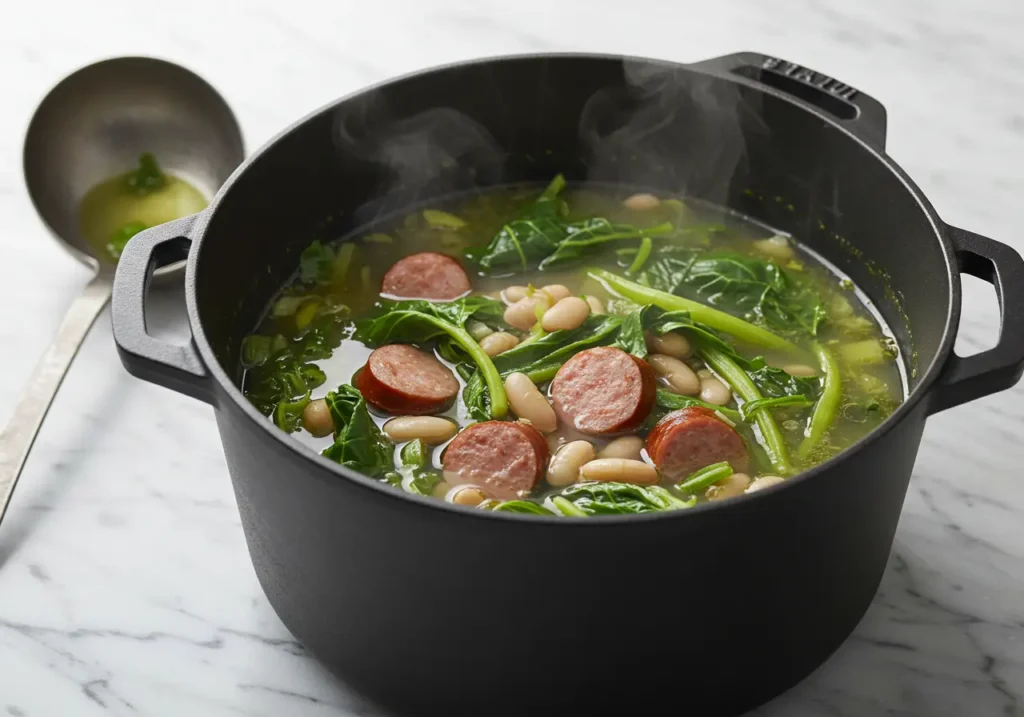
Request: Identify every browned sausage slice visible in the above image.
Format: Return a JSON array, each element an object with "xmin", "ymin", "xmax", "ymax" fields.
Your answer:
[
  {"xmin": 381, "ymin": 252, "xmax": 471, "ymax": 300},
  {"xmin": 550, "ymin": 347, "xmax": 656, "ymax": 435},
  {"xmin": 646, "ymin": 407, "xmax": 750, "ymax": 480},
  {"xmin": 355, "ymin": 344, "xmax": 460, "ymax": 415},
  {"xmin": 442, "ymin": 421, "xmax": 549, "ymax": 500}
]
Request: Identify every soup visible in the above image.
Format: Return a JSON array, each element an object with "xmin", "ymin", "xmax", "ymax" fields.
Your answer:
[
  {"xmin": 240, "ymin": 177, "xmax": 903, "ymax": 516},
  {"xmin": 79, "ymin": 152, "xmax": 208, "ymax": 263}
]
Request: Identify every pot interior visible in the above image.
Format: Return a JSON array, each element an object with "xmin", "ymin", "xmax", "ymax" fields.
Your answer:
[{"xmin": 193, "ymin": 55, "xmax": 951, "ymax": 396}]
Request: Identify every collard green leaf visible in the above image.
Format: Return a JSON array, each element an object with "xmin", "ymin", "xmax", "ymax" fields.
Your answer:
[
  {"xmin": 474, "ymin": 175, "xmax": 569, "ymax": 272},
  {"xmin": 536, "ymin": 218, "xmax": 673, "ymax": 270},
  {"xmin": 274, "ymin": 392, "xmax": 310, "ymax": 432},
  {"xmin": 638, "ymin": 250, "xmax": 827, "ymax": 337},
  {"xmin": 243, "ymin": 312, "xmax": 348, "ymax": 415},
  {"xmin": 321, "ymin": 385, "xmax": 393, "ymax": 476},
  {"xmin": 123, "ymin": 153, "xmax": 166, "ymax": 195},
  {"xmin": 298, "ymin": 240, "xmax": 335, "ymax": 284},
  {"xmin": 552, "ymin": 482, "xmax": 694, "ymax": 516}
]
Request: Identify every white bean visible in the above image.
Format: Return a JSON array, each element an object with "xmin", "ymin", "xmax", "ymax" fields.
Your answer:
[
  {"xmin": 585, "ymin": 295, "xmax": 605, "ymax": 315},
  {"xmin": 449, "ymin": 485, "xmax": 487, "ymax": 506},
  {"xmin": 644, "ymin": 330, "xmax": 691, "ymax": 359},
  {"xmin": 598, "ymin": 436, "xmax": 644, "ymax": 461},
  {"xmin": 752, "ymin": 235, "xmax": 795, "ymax": 261},
  {"xmin": 502, "ymin": 285, "xmax": 528, "ymax": 305},
  {"xmin": 700, "ymin": 377, "xmax": 732, "ymax": 406},
  {"xmin": 746, "ymin": 475, "xmax": 786, "ymax": 493},
  {"xmin": 622, "ymin": 193, "xmax": 661, "ymax": 211},
  {"xmin": 503, "ymin": 294, "xmax": 551, "ymax": 331},
  {"xmin": 547, "ymin": 441, "xmax": 595, "ymax": 487},
  {"xmin": 783, "ymin": 363, "xmax": 818, "ymax": 377},
  {"xmin": 580, "ymin": 458, "xmax": 659, "ymax": 485},
  {"xmin": 706, "ymin": 472, "xmax": 751, "ymax": 501},
  {"xmin": 648, "ymin": 354, "xmax": 701, "ymax": 396},
  {"xmin": 541, "ymin": 284, "xmax": 571, "ymax": 302},
  {"xmin": 541, "ymin": 296, "xmax": 590, "ymax": 332},
  {"xmin": 383, "ymin": 416, "xmax": 458, "ymax": 444},
  {"xmin": 504, "ymin": 372, "xmax": 558, "ymax": 433},
  {"xmin": 479, "ymin": 331, "xmax": 519, "ymax": 357},
  {"xmin": 697, "ymin": 369, "xmax": 714, "ymax": 379},
  {"xmin": 432, "ymin": 480, "xmax": 452, "ymax": 499},
  {"xmin": 302, "ymin": 399, "xmax": 335, "ymax": 437}
]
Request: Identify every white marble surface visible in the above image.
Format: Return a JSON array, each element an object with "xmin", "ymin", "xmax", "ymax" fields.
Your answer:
[{"xmin": 1, "ymin": 0, "xmax": 1023, "ymax": 714}]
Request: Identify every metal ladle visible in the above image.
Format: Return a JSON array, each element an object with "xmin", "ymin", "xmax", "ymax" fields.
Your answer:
[{"xmin": 1, "ymin": 57, "xmax": 243, "ymax": 524}]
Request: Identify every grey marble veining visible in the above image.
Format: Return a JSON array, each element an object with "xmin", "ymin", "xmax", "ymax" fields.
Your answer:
[{"xmin": 1, "ymin": 0, "xmax": 1022, "ymax": 715}]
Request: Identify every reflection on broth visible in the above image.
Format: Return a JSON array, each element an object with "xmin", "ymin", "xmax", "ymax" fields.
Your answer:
[{"xmin": 240, "ymin": 177, "xmax": 903, "ymax": 517}]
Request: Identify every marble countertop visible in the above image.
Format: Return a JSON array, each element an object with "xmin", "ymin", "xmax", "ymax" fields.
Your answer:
[{"xmin": 1, "ymin": 0, "xmax": 1023, "ymax": 714}]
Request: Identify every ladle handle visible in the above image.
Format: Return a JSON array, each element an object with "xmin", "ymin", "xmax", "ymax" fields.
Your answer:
[{"xmin": 0, "ymin": 273, "xmax": 112, "ymax": 525}]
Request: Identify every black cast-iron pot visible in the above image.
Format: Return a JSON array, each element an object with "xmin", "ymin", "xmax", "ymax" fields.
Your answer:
[{"xmin": 111, "ymin": 52, "xmax": 1024, "ymax": 716}]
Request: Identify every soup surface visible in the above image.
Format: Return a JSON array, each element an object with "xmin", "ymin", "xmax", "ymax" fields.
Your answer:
[
  {"xmin": 240, "ymin": 177, "xmax": 904, "ymax": 516},
  {"xmin": 79, "ymin": 153, "xmax": 208, "ymax": 263}
]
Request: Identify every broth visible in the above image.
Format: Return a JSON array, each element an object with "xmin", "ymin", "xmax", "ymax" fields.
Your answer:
[{"xmin": 240, "ymin": 179, "xmax": 904, "ymax": 516}]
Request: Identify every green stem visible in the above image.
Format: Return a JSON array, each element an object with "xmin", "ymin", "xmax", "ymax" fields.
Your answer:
[
  {"xmin": 540, "ymin": 173, "xmax": 566, "ymax": 200},
  {"xmin": 627, "ymin": 236, "xmax": 653, "ymax": 274},
  {"xmin": 419, "ymin": 314, "xmax": 508, "ymax": 419},
  {"xmin": 798, "ymin": 342, "xmax": 842, "ymax": 459},
  {"xmin": 699, "ymin": 344, "xmax": 794, "ymax": 475},
  {"xmin": 655, "ymin": 389, "xmax": 741, "ymax": 422},
  {"xmin": 588, "ymin": 269, "xmax": 802, "ymax": 354},
  {"xmin": 677, "ymin": 461, "xmax": 733, "ymax": 494}
]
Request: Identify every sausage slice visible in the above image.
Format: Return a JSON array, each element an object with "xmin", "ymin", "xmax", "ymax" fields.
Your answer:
[
  {"xmin": 550, "ymin": 347, "xmax": 656, "ymax": 435},
  {"xmin": 381, "ymin": 252, "xmax": 471, "ymax": 300},
  {"xmin": 646, "ymin": 407, "xmax": 750, "ymax": 480},
  {"xmin": 355, "ymin": 344, "xmax": 460, "ymax": 415},
  {"xmin": 442, "ymin": 421, "xmax": 549, "ymax": 500}
]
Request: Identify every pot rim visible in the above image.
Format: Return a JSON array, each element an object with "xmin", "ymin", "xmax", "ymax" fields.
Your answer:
[{"xmin": 184, "ymin": 51, "xmax": 958, "ymax": 525}]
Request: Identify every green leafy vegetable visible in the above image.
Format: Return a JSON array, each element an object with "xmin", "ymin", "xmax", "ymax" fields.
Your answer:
[
  {"xmin": 537, "ymin": 218, "xmax": 673, "ymax": 270},
  {"xmin": 106, "ymin": 221, "xmax": 147, "ymax": 260},
  {"xmin": 799, "ymin": 342, "xmax": 843, "ymax": 460},
  {"xmin": 474, "ymin": 175, "xmax": 569, "ymax": 272},
  {"xmin": 274, "ymin": 392, "xmax": 310, "ymax": 432},
  {"xmin": 299, "ymin": 241, "xmax": 336, "ymax": 284},
  {"xmin": 550, "ymin": 481, "xmax": 695, "ymax": 516},
  {"xmin": 637, "ymin": 251, "xmax": 826, "ymax": 337},
  {"xmin": 590, "ymin": 269, "xmax": 803, "ymax": 354},
  {"xmin": 123, "ymin": 153, "xmax": 166, "ymax": 195},
  {"xmin": 397, "ymin": 438, "xmax": 443, "ymax": 496},
  {"xmin": 321, "ymin": 385, "xmax": 393, "ymax": 476},
  {"xmin": 354, "ymin": 297, "xmax": 509, "ymax": 419},
  {"xmin": 240, "ymin": 335, "xmax": 280, "ymax": 369},
  {"xmin": 243, "ymin": 310, "xmax": 348, "ymax": 415},
  {"xmin": 676, "ymin": 461, "xmax": 733, "ymax": 494},
  {"xmin": 472, "ymin": 175, "xmax": 673, "ymax": 273},
  {"xmin": 490, "ymin": 500, "xmax": 555, "ymax": 515},
  {"xmin": 655, "ymin": 390, "xmax": 741, "ymax": 421}
]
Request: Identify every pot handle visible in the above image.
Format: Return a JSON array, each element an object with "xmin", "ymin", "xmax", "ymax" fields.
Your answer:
[
  {"xmin": 928, "ymin": 225, "xmax": 1024, "ymax": 414},
  {"xmin": 690, "ymin": 51, "xmax": 887, "ymax": 151},
  {"xmin": 111, "ymin": 214, "xmax": 215, "ymax": 406}
]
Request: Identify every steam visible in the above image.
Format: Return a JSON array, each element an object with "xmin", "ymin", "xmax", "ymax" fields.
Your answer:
[
  {"xmin": 579, "ymin": 59, "xmax": 766, "ymax": 207},
  {"xmin": 331, "ymin": 58, "xmax": 767, "ymax": 217},
  {"xmin": 332, "ymin": 95, "xmax": 504, "ymax": 225}
]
